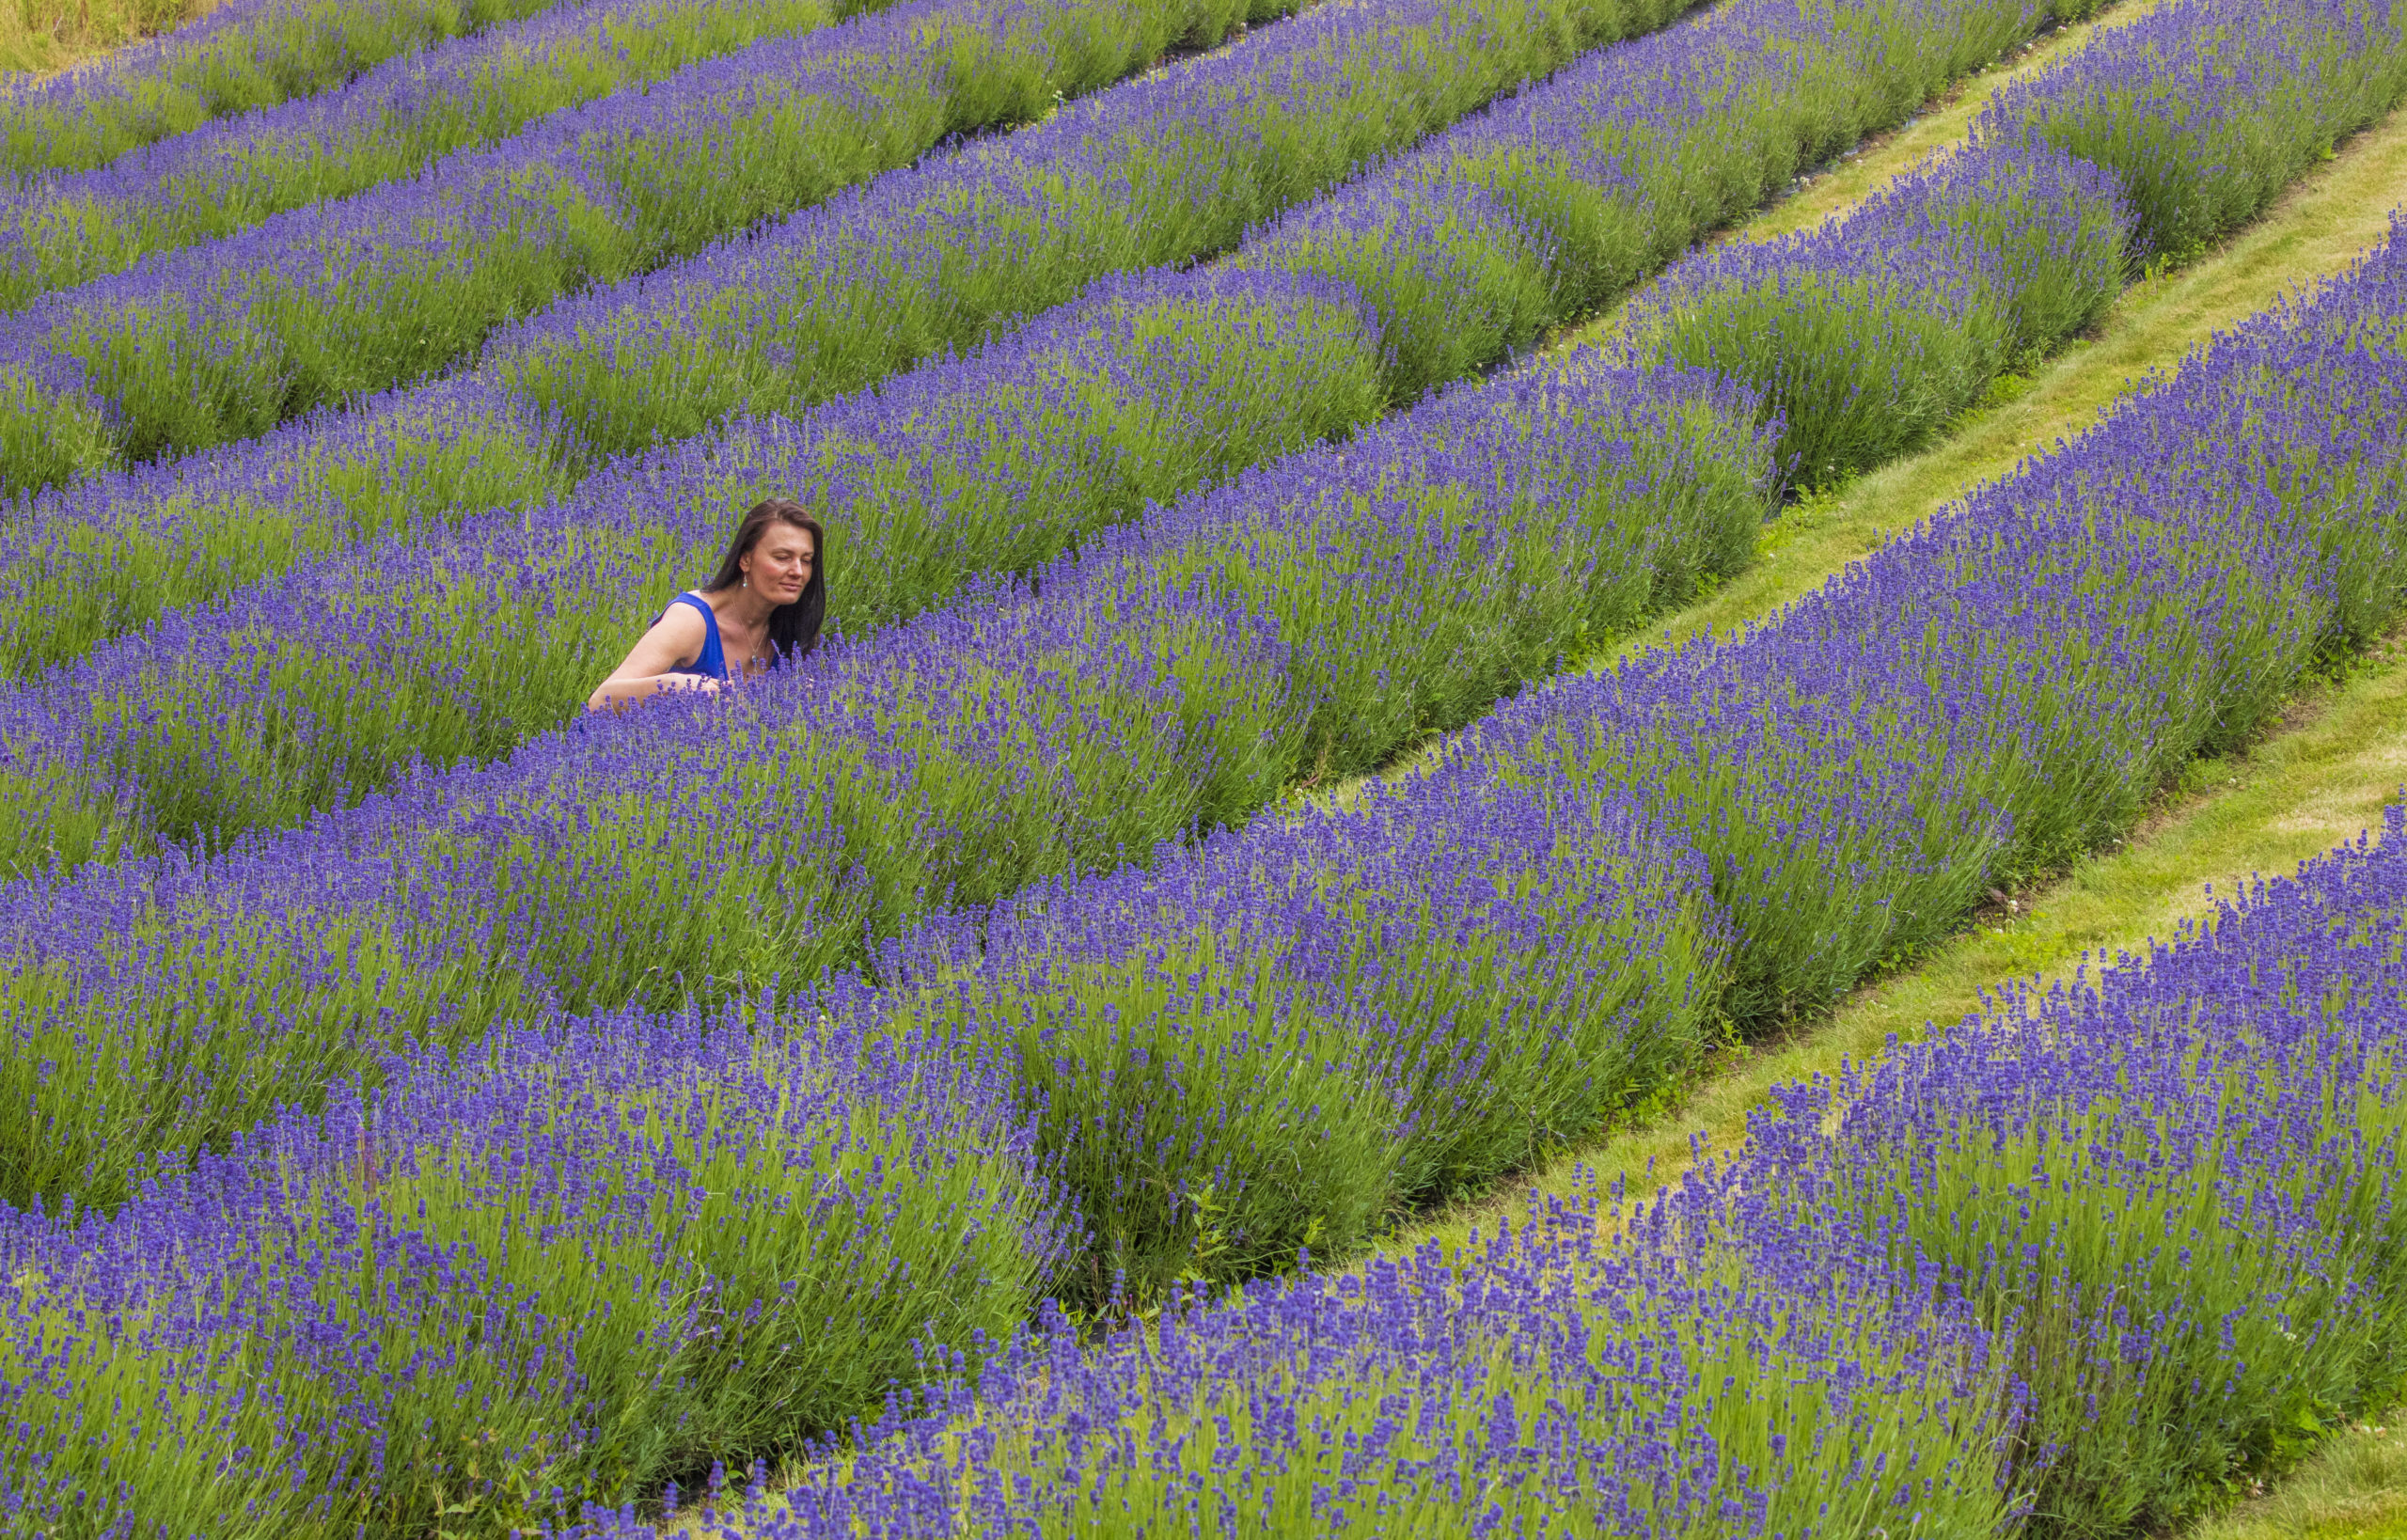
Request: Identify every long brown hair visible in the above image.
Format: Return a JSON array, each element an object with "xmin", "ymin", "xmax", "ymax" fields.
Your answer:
[{"xmin": 702, "ymin": 498, "xmax": 826, "ymax": 664}]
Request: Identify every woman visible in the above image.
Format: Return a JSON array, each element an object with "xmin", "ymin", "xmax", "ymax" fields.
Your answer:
[{"xmin": 588, "ymin": 498, "xmax": 826, "ymax": 711}]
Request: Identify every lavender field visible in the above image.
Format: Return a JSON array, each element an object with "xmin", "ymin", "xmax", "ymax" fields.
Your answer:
[{"xmin": 3, "ymin": 0, "xmax": 2406, "ymax": 1531}]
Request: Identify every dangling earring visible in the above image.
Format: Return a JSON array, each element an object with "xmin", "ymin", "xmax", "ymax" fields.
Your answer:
[{"xmin": 741, "ymin": 574, "xmax": 748, "ymax": 589}]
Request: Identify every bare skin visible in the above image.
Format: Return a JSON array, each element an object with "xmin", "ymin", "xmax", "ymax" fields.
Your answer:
[{"xmin": 587, "ymin": 523, "xmax": 816, "ymax": 711}]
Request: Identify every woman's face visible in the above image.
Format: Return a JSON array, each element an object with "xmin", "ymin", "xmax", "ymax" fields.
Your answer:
[{"xmin": 742, "ymin": 522, "xmax": 817, "ymax": 605}]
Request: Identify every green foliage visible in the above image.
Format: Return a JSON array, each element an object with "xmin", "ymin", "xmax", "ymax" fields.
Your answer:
[
  {"xmin": 0, "ymin": 412, "xmax": 573, "ymax": 683},
  {"xmin": 0, "ymin": 0, "xmax": 880, "ymax": 314},
  {"xmin": 0, "ymin": 902, "xmax": 537, "ymax": 1210},
  {"xmin": 501, "ymin": 0, "xmax": 1663, "ymax": 461},
  {"xmin": 948, "ymin": 938, "xmax": 1403, "ymax": 1307},
  {"xmin": 0, "ymin": 369, "xmax": 118, "ymax": 496},
  {"xmin": 1651, "ymin": 268, "xmax": 2014, "ymax": 485}
]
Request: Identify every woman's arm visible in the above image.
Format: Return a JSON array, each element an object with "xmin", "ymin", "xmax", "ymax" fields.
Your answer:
[{"xmin": 587, "ymin": 604, "xmax": 717, "ymax": 711}]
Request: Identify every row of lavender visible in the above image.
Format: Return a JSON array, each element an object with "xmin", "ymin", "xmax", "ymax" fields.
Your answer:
[
  {"xmin": 3, "ymin": 0, "xmax": 581, "ymax": 177},
  {"xmin": 0, "ymin": 0, "xmax": 1664, "ymax": 496},
  {"xmin": 0, "ymin": 0, "xmax": 2149, "ymax": 1210},
  {"xmin": 488, "ymin": 0, "xmax": 2237, "ymax": 460},
  {"xmin": 0, "ymin": 0, "xmax": 1803, "ymax": 697},
  {"xmin": 0, "ymin": 0, "xmax": 896, "ymax": 310},
  {"xmin": 1627, "ymin": 0, "xmax": 2407, "ymax": 476},
  {"xmin": 11, "ymin": 0, "xmax": 2388, "ymax": 533},
  {"xmin": 0, "ymin": 0, "xmax": 2144, "ymax": 873},
  {"xmin": 5, "ymin": 182, "xmax": 2400, "ymax": 1540},
  {"xmin": 654, "ymin": 801, "xmax": 2407, "ymax": 1540}
]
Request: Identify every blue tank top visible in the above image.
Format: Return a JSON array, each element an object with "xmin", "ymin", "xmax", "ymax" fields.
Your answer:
[{"xmin": 669, "ymin": 591, "xmax": 729, "ymax": 681}]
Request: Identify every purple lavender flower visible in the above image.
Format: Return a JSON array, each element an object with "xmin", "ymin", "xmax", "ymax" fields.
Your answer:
[
  {"xmin": 0, "ymin": 0, "xmax": 1679, "ymax": 498},
  {"xmin": 0, "ymin": 357, "xmax": 1769, "ymax": 1216}
]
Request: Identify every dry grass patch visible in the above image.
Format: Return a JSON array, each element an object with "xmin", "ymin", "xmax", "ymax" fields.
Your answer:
[{"xmin": 2, "ymin": 0, "xmax": 230, "ymax": 77}]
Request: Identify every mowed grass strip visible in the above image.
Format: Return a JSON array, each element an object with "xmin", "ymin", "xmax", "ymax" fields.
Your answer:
[
  {"xmin": 2186, "ymin": 1407, "xmax": 2407, "ymax": 1540},
  {"xmin": 2, "ymin": 0, "xmax": 230, "ymax": 76},
  {"xmin": 1377, "ymin": 93, "xmax": 2407, "ymax": 1265}
]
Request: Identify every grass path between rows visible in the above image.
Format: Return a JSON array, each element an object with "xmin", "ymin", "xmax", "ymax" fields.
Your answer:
[
  {"xmin": 2, "ymin": 0, "xmax": 229, "ymax": 76},
  {"xmin": 1376, "ymin": 92, "xmax": 2407, "ymax": 1265},
  {"xmin": 2190, "ymin": 1409, "xmax": 2407, "ymax": 1539}
]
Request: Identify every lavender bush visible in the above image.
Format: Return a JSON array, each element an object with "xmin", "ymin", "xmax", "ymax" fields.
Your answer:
[
  {"xmin": 625, "ymin": 807, "xmax": 2407, "ymax": 1539},
  {"xmin": 368, "ymin": 365, "xmax": 1763, "ymax": 1008},
  {"xmin": 0, "ymin": 0, "xmax": 2116, "ymax": 743},
  {"xmin": 10, "ymin": 268, "xmax": 1380, "ymax": 850},
  {"xmin": 1469, "ymin": 224, "xmax": 2406, "ymax": 1025},
  {"xmin": 2, "ymin": 35, "xmax": 2404, "ymax": 1536},
  {"xmin": 0, "ymin": 1010, "xmax": 1059, "ymax": 1536},
  {"xmin": 1774, "ymin": 832, "xmax": 2407, "ymax": 1531},
  {"xmin": 870, "ymin": 770, "xmax": 1726, "ymax": 1300},
  {"xmin": 0, "ymin": 27, "xmax": 2380, "ymax": 1212},
  {"xmin": 502, "ymin": 0, "xmax": 2071, "ymax": 456},
  {"xmin": 0, "ymin": 373, "xmax": 571, "ymax": 679},
  {"xmin": 1622, "ymin": 142, "xmax": 2131, "ymax": 482},
  {"xmin": 1, "ymin": 0, "xmax": 578, "ymax": 177},
  {"xmin": 707, "ymin": 1205, "xmax": 2017, "ymax": 1536},
  {"xmin": 1620, "ymin": 0, "xmax": 2407, "ymax": 487},
  {"xmin": 0, "ymin": 361, "xmax": 1770, "ymax": 1213},
  {"xmin": 832, "ymin": 206, "xmax": 2405, "ymax": 1311},
  {"xmin": 546, "ymin": 219, "xmax": 2407, "ymax": 1502}
]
